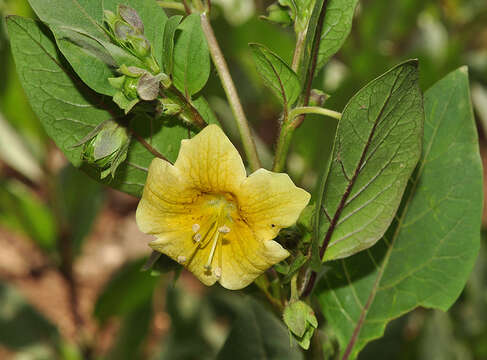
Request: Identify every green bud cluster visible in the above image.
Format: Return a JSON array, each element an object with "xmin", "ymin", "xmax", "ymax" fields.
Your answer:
[
  {"xmin": 104, "ymin": 5, "xmax": 160, "ymax": 74},
  {"xmin": 261, "ymin": 3, "xmax": 292, "ymax": 26},
  {"xmin": 109, "ymin": 65, "xmax": 171, "ymax": 113},
  {"xmin": 78, "ymin": 120, "xmax": 130, "ymax": 179},
  {"xmin": 283, "ymin": 300, "xmax": 318, "ymax": 350}
]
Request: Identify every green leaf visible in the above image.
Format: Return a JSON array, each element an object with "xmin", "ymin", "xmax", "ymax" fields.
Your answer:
[
  {"xmin": 316, "ymin": 67, "xmax": 482, "ymax": 359},
  {"xmin": 7, "ymin": 16, "xmax": 187, "ymax": 197},
  {"xmin": 27, "ymin": 0, "xmax": 115, "ymax": 95},
  {"xmin": 216, "ymin": 298, "xmax": 303, "ymax": 360},
  {"xmin": 0, "ymin": 180, "xmax": 57, "ymax": 252},
  {"xmin": 94, "ymin": 258, "xmax": 158, "ymax": 323},
  {"xmin": 163, "ymin": 15, "xmax": 183, "ymax": 76},
  {"xmin": 27, "ymin": 0, "xmax": 167, "ymax": 95},
  {"xmin": 314, "ymin": 60, "xmax": 423, "ymax": 262},
  {"xmin": 250, "ymin": 43, "xmax": 301, "ymax": 108},
  {"xmin": 0, "ymin": 283, "xmax": 58, "ymax": 349},
  {"xmin": 173, "ymin": 13, "xmax": 210, "ymax": 97},
  {"xmin": 316, "ymin": 0, "xmax": 359, "ymax": 71}
]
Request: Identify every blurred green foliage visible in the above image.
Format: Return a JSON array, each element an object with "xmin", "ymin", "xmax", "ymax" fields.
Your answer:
[{"xmin": 0, "ymin": 0, "xmax": 486, "ymax": 359}]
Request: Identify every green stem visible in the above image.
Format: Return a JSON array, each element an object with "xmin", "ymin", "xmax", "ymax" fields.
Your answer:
[
  {"xmin": 157, "ymin": 1, "xmax": 186, "ymax": 11},
  {"xmin": 272, "ymin": 121, "xmax": 294, "ymax": 173},
  {"xmin": 291, "ymin": 31, "xmax": 306, "ymax": 72},
  {"xmin": 272, "ymin": 1, "xmax": 330, "ymax": 172},
  {"xmin": 289, "ymin": 106, "xmax": 342, "ymax": 123},
  {"xmin": 273, "ymin": 107, "xmax": 340, "ymax": 172},
  {"xmin": 199, "ymin": 12, "xmax": 262, "ymax": 172}
]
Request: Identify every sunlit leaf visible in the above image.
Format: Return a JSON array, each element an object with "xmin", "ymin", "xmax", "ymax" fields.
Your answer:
[
  {"xmin": 316, "ymin": 67, "xmax": 482, "ymax": 359},
  {"xmin": 173, "ymin": 14, "xmax": 210, "ymax": 97},
  {"xmin": 314, "ymin": 60, "xmax": 423, "ymax": 262},
  {"xmin": 250, "ymin": 43, "xmax": 301, "ymax": 108}
]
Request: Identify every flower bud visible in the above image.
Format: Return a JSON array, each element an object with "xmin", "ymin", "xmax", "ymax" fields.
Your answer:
[
  {"xmin": 261, "ymin": 4, "xmax": 292, "ymax": 26},
  {"xmin": 114, "ymin": 21, "xmax": 135, "ymax": 40},
  {"xmin": 283, "ymin": 301, "xmax": 318, "ymax": 350},
  {"xmin": 118, "ymin": 4, "xmax": 144, "ymax": 34},
  {"xmin": 159, "ymin": 98, "xmax": 182, "ymax": 116},
  {"xmin": 127, "ymin": 34, "xmax": 151, "ymax": 58},
  {"xmin": 137, "ymin": 73, "xmax": 160, "ymax": 101},
  {"xmin": 309, "ymin": 89, "xmax": 330, "ymax": 107},
  {"xmin": 82, "ymin": 121, "xmax": 130, "ymax": 179}
]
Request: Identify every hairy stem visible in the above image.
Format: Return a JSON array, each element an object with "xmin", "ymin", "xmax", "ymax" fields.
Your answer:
[
  {"xmin": 199, "ymin": 12, "xmax": 261, "ymax": 171},
  {"xmin": 272, "ymin": 1, "xmax": 329, "ymax": 172},
  {"xmin": 129, "ymin": 128, "xmax": 171, "ymax": 163}
]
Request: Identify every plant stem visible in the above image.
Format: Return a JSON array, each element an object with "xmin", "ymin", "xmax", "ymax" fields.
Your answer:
[
  {"xmin": 157, "ymin": 1, "xmax": 186, "ymax": 11},
  {"xmin": 199, "ymin": 12, "xmax": 262, "ymax": 172},
  {"xmin": 291, "ymin": 31, "xmax": 306, "ymax": 72},
  {"xmin": 273, "ymin": 107, "xmax": 340, "ymax": 172},
  {"xmin": 272, "ymin": 1, "xmax": 329, "ymax": 172},
  {"xmin": 129, "ymin": 128, "xmax": 171, "ymax": 163},
  {"xmin": 289, "ymin": 106, "xmax": 341, "ymax": 122}
]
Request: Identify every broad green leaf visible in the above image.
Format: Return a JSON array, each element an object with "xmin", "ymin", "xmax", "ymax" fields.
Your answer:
[
  {"xmin": 316, "ymin": 67, "xmax": 482, "ymax": 359},
  {"xmin": 107, "ymin": 301, "xmax": 152, "ymax": 360},
  {"xmin": 173, "ymin": 14, "xmax": 210, "ymax": 97},
  {"xmin": 314, "ymin": 60, "xmax": 423, "ymax": 261},
  {"xmin": 27, "ymin": 0, "xmax": 115, "ymax": 95},
  {"xmin": 295, "ymin": 0, "xmax": 358, "ymax": 83},
  {"xmin": 250, "ymin": 43, "xmax": 301, "ymax": 108},
  {"xmin": 216, "ymin": 298, "xmax": 303, "ymax": 360},
  {"xmin": 0, "ymin": 180, "xmax": 57, "ymax": 252},
  {"xmin": 0, "ymin": 283, "xmax": 58, "ymax": 349},
  {"xmin": 163, "ymin": 15, "xmax": 183, "ymax": 76},
  {"xmin": 27, "ymin": 0, "xmax": 168, "ymax": 95},
  {"xmin": 57, "ymin": 165, "xmax": 104, "ymax": 254},
  {"xmin": 316, "ymin": 0, "xmax": 359, "ymax": 71},
  {"xmin": 94, "ymin": 258, "xmax": 158, "ymax": 323},
  {"xmin": 8, "ymin": 16, "xmax": 188, "ymax": 197}
]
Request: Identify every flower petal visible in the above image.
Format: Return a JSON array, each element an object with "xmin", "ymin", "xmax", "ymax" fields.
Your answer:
[
  {"xmin": 174, "ymin": 124, "xmax": 247, "ymax": 193},
  {"xmin": 219, "ymin": 221, "xmax": 289, "ymax": 290},
  {"xmin": 136, "ymin": 158, "xmax": 199, "ymax": 235},
  {"xmin": 237, "ymin": 169, "xmax": 311, "ymax": 241},
  {"xmin": 149, "ymin": 231, "xmax": 219, "ymax": 286}
]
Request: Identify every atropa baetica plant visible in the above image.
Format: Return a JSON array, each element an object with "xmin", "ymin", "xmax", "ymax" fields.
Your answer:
[{"xmin": 7, "ymin": 0, "xmax": 482, "ymax": 358}]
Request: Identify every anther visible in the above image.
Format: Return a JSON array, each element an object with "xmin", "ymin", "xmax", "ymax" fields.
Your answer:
[
  {"xmin": 218, "ymin": 225, "xmax": 230, "ymax": 234},
  {"xmin": 177, "ymin": 255, "xmax": 187, "ymax": 264},
  {"xmin": 193, "ymin": 233, "xmax": 202, "ymax": 242},
  {"xmin": 192, "ymin": 224, "xmax": 200, "ymax": 233}
]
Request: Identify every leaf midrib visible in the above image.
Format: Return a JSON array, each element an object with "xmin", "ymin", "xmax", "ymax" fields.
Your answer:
[
  {"xmin": 319, "ymin": 67, "xmax": 404, "ymax": 260},
  {"xmin": 341, "ymin": 81, "xmax": 453, "ymax": 359}
]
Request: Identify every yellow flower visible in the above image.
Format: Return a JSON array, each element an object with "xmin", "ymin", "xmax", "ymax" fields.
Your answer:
[{"xmin": 136, "ymin": 125, "xmax": 310, "ymax": 290}]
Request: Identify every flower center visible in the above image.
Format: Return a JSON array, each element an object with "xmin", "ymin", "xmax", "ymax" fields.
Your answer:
[{"xmin": 179, "ymin": 194, "xmax": 237, "ymax": 278}]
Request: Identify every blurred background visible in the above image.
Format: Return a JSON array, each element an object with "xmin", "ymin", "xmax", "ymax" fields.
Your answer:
[{"xmin": 0, "ymin": 0, "xmax": 486, "ymax": 359}]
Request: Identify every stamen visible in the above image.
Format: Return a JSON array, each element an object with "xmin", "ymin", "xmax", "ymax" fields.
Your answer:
[
  {"xmin": 214, "ymin": 267, "xmax": 222, "ymax": 279},
  {"xmin": 218, "ymin": 225, "xmax": 230, "ymax": 234},
  {"xmin": 177, "ymin": 255, "xmax": 187, "ymax": 264},
  {"xmin": 204, "ymin": 232, "xmax": 220, "ymax": 270},
  {"xmin": 192, "ymin": 223, "xmax": 200, "ymax": 233},
  {"xmin": 193, "ymin": 233, "xmax": 202, "ymax": 242}
]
